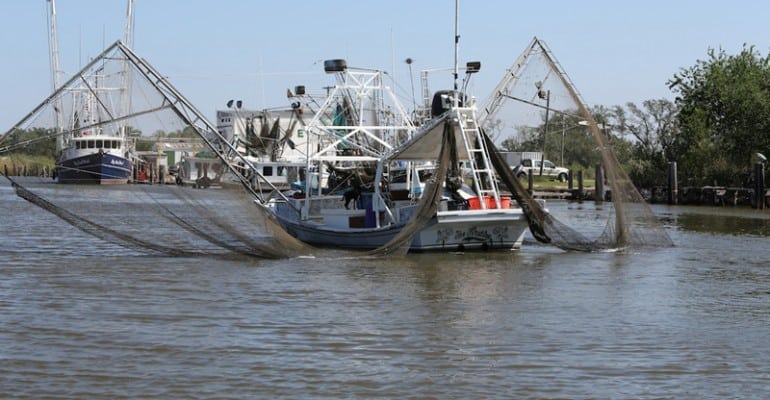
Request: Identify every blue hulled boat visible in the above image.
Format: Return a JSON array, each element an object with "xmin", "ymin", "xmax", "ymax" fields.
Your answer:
[{"xmin": 56, "ymin": 135, "xmax": 132, "ymax": 184}]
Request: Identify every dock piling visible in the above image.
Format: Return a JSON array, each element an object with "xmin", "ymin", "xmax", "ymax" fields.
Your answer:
[
  {"xmin": 754, "ymin": 162, "xmax": 765, "ymax": 209},
  {"xmin": 577, "ymin": 170, "xmax": 584, "ymax": 202},
  {"xmin": 595, "ymin": 164, "xmax": 604, "ymax": 204},
  {"xmin": 668, "ymin": 161, "xmax": 678, "ymax": 205}
]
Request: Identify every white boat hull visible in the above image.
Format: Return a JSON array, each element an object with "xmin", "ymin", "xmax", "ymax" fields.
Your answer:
[{"xmin": 273, "ymin": 200, "xmax": 528, "ymax": 252}]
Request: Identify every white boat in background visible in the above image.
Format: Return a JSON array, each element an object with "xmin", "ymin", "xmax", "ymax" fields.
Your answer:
[
  {"xmin": 50, "ymin": 0, "xmax": 136, "ymax": 184},
  {"xmin": 268, "ymin": 60, "xmax": 530, "ymax": 252},
  {"xmin": 56, "ymin": 131, "xmax": 133, "ymax": 184}
]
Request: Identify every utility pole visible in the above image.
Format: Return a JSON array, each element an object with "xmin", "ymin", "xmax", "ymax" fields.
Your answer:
[{"xmin": 536, "ymin": 84, "xmax": 550, "ymax": 176}]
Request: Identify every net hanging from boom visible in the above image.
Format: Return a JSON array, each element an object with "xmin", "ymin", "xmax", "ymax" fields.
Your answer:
[
  {"xmin": 1, "ymin": 41, "xmax": 315, "ymax": 259},
  {"xmin": 479, "ymin": 37, "xmax": 673, "ymax": 250}
]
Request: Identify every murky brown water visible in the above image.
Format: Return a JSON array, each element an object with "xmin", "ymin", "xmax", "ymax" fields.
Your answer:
[{"xmin": 2, "ymin": 179, "xmax": 769, "ymax": 398}]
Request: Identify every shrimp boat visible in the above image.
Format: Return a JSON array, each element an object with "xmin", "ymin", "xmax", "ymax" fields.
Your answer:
[
  {"xmin": 49, "ymin": 0, "xmax": 135, "ymax": 184},
  {"xmin": 268, "ymin": 60, "xmax": 531, "ymax": 252},
  {"xmin": 54, "ymin": 98, "xmax": 134, "ymax": 184}
]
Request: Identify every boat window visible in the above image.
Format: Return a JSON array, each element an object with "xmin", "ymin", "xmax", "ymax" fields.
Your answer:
[
  {"xmin": 113, "ymin": 140, "xmax": 120, "ymax": 149},
  {"xmin": 95, "ymin": 140, "xmax": 103, "ymax": 148},
  {"xmin": 88, "ymin": 140, "xmax": 95, "ymax": 149},
  {"xmin": 75, "ymin": 141, "xmax": 81, "ymax": 149},
  {"xmin": 418, "ymin": 169, "xmax": 435, "ymax": 182},
  {"xmin": 278, "ymin": 166, "xmax": 287, "ymax": 176},
  {"xmin": 390, "ymin": 169, "xmax": 407, "ymax": 183},
  {"xmin": 263, "ymin": 166, "xmax": 273, "ymax": 176}
]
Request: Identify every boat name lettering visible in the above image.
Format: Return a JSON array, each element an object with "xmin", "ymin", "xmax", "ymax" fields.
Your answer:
[
  {"xmin": 436, "ymin": 226, "xmax": 510, "ymax": 243},
  {"xmin": 73, "ymin": 158, "xmax": 90, "ymax": 167},
  {"xmin": 110, "ymin": 159, "xmax": 125, "ymax": 166}
]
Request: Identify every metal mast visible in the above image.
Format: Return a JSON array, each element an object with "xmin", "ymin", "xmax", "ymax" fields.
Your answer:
[
  {"xmin": 124, "ymin": 0, "xmax": 135, "ymax": 49},
  {"xmin": 47, "ymin": 0, "xmax": 64, "ymax": 150},
  {"xmin": 120, "ymin": 0, "xmax": 135, "ymax": 136},
  {"xmin": 452, "ymin": 0, "xmax": 459, "ymax": 107}
]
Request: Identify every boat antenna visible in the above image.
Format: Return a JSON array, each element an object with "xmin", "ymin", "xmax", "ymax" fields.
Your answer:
[{"xmin": 453, "ymin": 0, "xmax": 460, "ymax": 108}]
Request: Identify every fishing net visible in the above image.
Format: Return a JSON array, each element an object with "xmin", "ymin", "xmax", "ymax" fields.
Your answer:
[
  {"xmin": 3, "ymin": 175, "xmax": 311, "ymax": 258},
  {"xmin": 479, "ymin": 37, "xmax": 673, "ymax": 250},
  {"xmin": 1, "ymin": 41, "xmax": 314, "ymax": 259},
  {"xmin": 366, "ymin": 122, "xmax": 452, "ymax": 256}
]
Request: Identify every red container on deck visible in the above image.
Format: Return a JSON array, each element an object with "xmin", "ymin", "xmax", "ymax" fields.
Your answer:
[{"xmin": 468, "ymin": 196, "xmax": 511, "ymax": 209}]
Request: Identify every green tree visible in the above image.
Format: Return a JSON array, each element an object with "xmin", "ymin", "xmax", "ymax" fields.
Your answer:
[
  {"xmin": 5, "ymin": 127, "xmax": 57, "ymax": 157},
  {"xmin": 618, "ymin": 99, "xmax": 680, "ymax": 187},
  {"xmin": 670, "ymin": 45, "xmax": 770, "ymax": 186},
  {"xmin": 165, "ymin": 126, "xmax": 200, "ymax": 138},
  {"xmin": 500, "ymin": 125, "xmax": 540, "ymax": 152}
]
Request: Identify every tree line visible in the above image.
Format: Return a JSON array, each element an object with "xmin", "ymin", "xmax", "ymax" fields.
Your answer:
[{"xmin": 502, "ymin": 44, "xmax": 770, "ymax": 189}]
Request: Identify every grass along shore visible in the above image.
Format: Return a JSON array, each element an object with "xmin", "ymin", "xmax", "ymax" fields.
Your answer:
[{"xmin": 1, "ymin": 154, "xmax": 55, "ymax": 177}]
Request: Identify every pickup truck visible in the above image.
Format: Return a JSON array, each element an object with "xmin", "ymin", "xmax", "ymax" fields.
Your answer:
[{"xmin": 513, "ymin": 159, "xmax": 570, "ymax": 182}]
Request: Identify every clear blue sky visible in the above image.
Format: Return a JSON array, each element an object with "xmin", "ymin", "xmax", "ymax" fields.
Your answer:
[{"xmin": 2, "ymin": 0, "xmax": 768, "ymax": 131}]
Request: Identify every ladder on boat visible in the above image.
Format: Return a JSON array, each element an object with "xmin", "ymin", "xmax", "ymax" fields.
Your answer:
[{"xmin": 456, "ymin": 108, "xmax": 502, "ymax": 209}]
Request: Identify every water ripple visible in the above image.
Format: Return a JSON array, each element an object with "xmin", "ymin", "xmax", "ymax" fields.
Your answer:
[{"xmin": 2, "ymin": 182, "xmax": 770, "ymax": 398}]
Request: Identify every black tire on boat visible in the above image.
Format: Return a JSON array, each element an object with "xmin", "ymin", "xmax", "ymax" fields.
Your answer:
[{"xmin": 196, "ymin": 176, "xmax": 211, "ymax": 189}]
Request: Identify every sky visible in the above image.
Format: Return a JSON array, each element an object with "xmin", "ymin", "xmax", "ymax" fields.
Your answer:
[{"xmin": 2, "ymin": 0, "xmax": 769, "ymax": 132}]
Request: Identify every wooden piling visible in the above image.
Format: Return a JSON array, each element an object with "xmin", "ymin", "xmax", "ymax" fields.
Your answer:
[
  {"xmin": 527, "ymin": 171, "xmax": 533, "ymax": 194},
  {"xmin": 754, "ymin": 162, "xmax": 765, "ymax": 210},
  {"xmin": 595, "ymin": 164, "xmax": 604, "ymax": 204},
  {"xmin": 577, "ymin": 170, "xmax": 584, "ymax": 202},
  {"xmin": 668, "ymin": 161, "xmax": 678, "ymax": 205}
]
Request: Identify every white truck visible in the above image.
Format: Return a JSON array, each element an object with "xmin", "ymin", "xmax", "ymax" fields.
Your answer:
[{"xmin": 501, "ymin": 151, "xmax": 569, "ymax": 182}]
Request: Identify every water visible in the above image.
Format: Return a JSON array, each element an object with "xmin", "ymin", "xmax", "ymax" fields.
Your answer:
[{"xmin": 2, "ymin": 180, "xmax": 770, "ymax": 398}]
